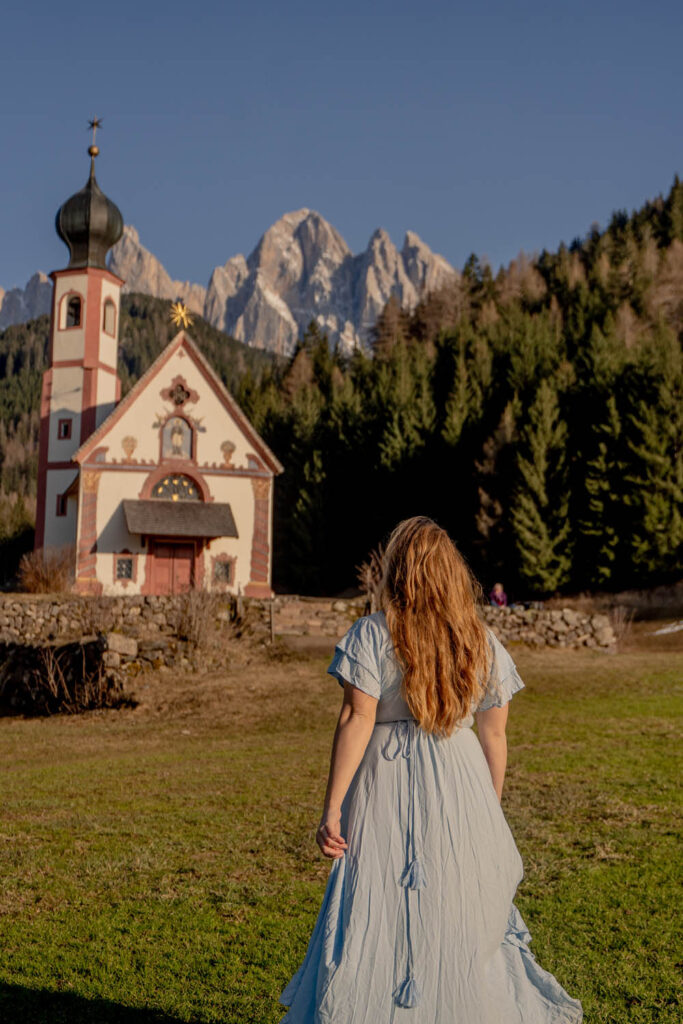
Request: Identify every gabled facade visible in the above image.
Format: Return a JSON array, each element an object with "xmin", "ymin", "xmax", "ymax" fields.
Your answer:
[{"xmin": 34, "ymin": 141, "xmax": 283, "ymax": 596}]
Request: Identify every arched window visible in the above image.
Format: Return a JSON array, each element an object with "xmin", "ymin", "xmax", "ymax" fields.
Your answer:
[
  {"xmin": 152, "ymin": 474, "xmax": 201, "ymax": 501},
  {"xmin": 102, "ymin": 298, "xmax": 116, "ymax": 336},
  {"xmin": 59, "ymin": 293, "xmax": 83, "ymax": 330},
  {"xmin": 66, "ymin": 295, "xmax": 81, "ymax": 328},
  {"xmin": 161, "ymin": 416, "xmax": 193, "ymax": 460}
]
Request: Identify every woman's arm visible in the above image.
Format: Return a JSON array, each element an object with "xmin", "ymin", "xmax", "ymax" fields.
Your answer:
[
  {"xmin": 474, "ymin": 703, "xmax": 509, "ymax": 802},
  {"xmin": 316, "ymin": 682, "xmax": 378, "ymax": 859}
]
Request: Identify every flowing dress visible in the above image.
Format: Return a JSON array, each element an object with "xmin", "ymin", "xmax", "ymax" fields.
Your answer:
[{"xmin": 279, "ymin": 612, "xmax": 583, "ymax": 1023}]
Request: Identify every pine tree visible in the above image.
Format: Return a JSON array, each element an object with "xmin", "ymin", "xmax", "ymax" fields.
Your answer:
[
  {"xmin": 511, "ymin": 380, "xmax": 572, "ymax": 594},
  {"xmin": 577, "ymin": 395, "xmax": 627, "ymax": 586},
  {"xmin": 624, "ymin": 333, "xmax": 683, "ymax": 578}
]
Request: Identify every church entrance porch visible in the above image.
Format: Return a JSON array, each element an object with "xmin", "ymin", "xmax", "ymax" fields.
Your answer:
[{"xmin": 149, "ymin": 540, "xmax": 195, "ymax": 594}]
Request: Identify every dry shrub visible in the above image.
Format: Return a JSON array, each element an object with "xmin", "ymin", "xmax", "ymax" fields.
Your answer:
[
  {"xmin": 610, "ymin": 605, "xmax": 635, "ymax": 648},
  {"xmin": 0, "ymin": 638, "xmax": 134, "ymax": 716},
  {"xmin": 18, "ymin": 546, "xmax": 75, "ymax": 594},
  {"xmin": 356, "ymin": 543, "xmax": 386, "ymax": 613},
  {"xmin": 174, "ymin": 588, "xmax": 223, "ymax": 648}
]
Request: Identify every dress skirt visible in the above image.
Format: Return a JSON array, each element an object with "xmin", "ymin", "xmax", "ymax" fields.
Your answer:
[{"xmin": 279, "ymin": 719, "xmax": 583, "ymax": 1023}]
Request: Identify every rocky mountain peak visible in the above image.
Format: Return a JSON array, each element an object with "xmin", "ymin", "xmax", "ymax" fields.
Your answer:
[{"xmin": 2, "ymin": 212, "xmax": 459, "ymax": 353}]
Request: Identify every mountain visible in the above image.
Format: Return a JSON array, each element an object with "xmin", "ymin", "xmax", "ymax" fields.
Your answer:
[
  {"xmin": 109, "ymin": 211, "xmax": 458, "ymax": 354},
  {"xmin": 108, "ymin": 227, "xmax": 207, "ymax": 316},
  {"xmin": 0, "ymin": 212, "xmax": 457, "ymax": 353},
  {"xmin": 0, "ymin": 273, "xmax": 51, "ymax": 330}
]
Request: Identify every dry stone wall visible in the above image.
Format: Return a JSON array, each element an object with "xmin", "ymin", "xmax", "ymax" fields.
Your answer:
[{"xmin": 0, "ymin": 593, "xmax": 617, "ymax": 658}]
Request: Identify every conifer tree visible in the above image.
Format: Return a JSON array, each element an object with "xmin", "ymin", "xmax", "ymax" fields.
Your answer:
[
  {"xmin": 511, "ymin": 380, "xmax": 572, "ymax": 594},
  {"xmin": 577, "ymin": 395, "xmax": 627, "ymax": 586},
  {"xmin": 624, "ymin": 333, "xmax": 683, "ymax": 578}
]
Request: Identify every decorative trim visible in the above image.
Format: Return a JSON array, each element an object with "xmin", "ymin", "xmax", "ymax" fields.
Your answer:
[
  {"xmin": 244, "ymin": 476, "xmax": 272, "ymax": 597},
  {"xmin": 74, "ymin": 470, "xmax": 102, "ymax": 595},
  {"xmin": 160, "ymin": 374, "xmax": 199, "ymax": 407}
]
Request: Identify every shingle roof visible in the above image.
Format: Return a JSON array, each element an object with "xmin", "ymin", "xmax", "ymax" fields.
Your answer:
[{"xmin": 123, "ymin": 499, "xmax": 238, "ymax": 538}]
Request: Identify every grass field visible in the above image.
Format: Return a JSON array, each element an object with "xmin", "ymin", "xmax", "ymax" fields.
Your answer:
[{"xmin": 1, "ymin": 625, "xmax": 681, "ymax": 1023}]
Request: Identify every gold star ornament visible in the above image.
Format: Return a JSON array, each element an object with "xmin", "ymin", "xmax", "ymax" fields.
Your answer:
[{"xmin": 169, "ymin": 301, "xmax": 194, "ymax": 328}]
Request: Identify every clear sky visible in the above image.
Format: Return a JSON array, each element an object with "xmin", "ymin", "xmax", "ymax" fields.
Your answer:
[{"xmin": 1, "ymin": 0, "xmax": 681, "ymax": 290}]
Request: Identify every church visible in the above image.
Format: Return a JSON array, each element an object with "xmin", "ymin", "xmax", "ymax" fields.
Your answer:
[{"xmin": 34, "ymin": 136, "xmax": 283, "ymax": 597}]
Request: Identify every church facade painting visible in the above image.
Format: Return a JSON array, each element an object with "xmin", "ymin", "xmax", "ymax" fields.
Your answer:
[{"xmin": 34, "ymin": 135, "xmax": 283, "ymax": 597}]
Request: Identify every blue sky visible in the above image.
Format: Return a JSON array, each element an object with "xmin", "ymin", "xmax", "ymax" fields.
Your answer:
[{"xmin": 1, "ymin": 0, "xmax": 681, "ymax": 290}]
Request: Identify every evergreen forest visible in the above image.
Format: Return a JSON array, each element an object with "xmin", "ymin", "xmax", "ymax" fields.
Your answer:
[{"xmin": 1, "ymin": 179, "xmax": 681, "ymax": 597}]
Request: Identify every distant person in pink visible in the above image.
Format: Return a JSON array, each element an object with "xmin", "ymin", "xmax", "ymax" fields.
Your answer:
[{"xmin": 489, "ymin": 582, "xmax": 508, "ymax": 607}]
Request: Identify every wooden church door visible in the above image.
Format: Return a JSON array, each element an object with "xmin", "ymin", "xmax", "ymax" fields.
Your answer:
[{"xmin": 152, "ymin": 541, "xmax": 195, "ymax": 594}]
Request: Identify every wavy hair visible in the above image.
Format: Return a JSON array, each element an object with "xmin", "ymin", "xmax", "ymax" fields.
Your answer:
[{"xmin": 381, "ymin": 516, "xmax": 490, "ymax": 736}]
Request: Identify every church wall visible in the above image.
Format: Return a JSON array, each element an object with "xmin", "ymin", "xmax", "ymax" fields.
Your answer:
[
  {"xmin": 201, "ymin": 473, "xmax": 257, "ymax": 593},
  {"xmin": 95, "ymin": 348, "xmax": 259, "ymax": 470},
  {"xmin": 42, "ymin": 470, "xmax": 78, "ymax": 550},
  {"xmin": 47, "ymin": 366, "xmax": 84, "ymax": 463},
  {"xmin": 95, "ymin": 370, "xmax": 118, "ymax": 429}
]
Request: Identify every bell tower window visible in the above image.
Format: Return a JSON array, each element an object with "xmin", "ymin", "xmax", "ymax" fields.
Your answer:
[
  {"xmin": 103, "ymin": 298, "xmax": 116, "ymax": 336},
  {"xmin": 59, "ymin": 293, "xmax": 83, "ymax": 329},
  {"xmin": 66, "ymin": 295, "xmax": 81, "ymax": 327}
]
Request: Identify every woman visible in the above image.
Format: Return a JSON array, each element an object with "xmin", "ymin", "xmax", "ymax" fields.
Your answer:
[{"xmin": 279, "ymin": 517, "xmax": 583, "ymax": 1022}]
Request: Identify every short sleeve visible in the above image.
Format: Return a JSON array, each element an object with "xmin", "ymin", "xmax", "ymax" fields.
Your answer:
[
  {"xmin": 477, "ymin": 629, "xmax": 525, "ymax": 711},
  {"xmin": 327, "ymin": 616, "xmax": 383, "ymax": 700}
]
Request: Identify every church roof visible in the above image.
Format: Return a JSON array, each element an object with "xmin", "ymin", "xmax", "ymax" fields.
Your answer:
[
  {"xmin": 72, "ymin": 330, "xmax": 284, "ymax": 474},
  {"xmin": 55, "ymin": 154, "xmax": 123, "ymax": 270},
  {"xmin": 123, "ymin": 499, "xmax": 238, "ymax": 538}
]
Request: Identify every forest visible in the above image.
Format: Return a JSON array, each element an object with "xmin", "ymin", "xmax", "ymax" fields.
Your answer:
[{"xmin": 0, "ymin": 178, "xmax": 681, "ymax": 597}]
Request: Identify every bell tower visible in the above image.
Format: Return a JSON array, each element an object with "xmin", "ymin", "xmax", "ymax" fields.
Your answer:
[{"xmin": 34, "ymin": 120, "xmax": 125, "ymax": 551}]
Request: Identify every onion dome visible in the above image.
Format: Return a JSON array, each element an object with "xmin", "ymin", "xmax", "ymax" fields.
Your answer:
[{"xmin": 55, "ymin": 144, "xmax": 123, "ymax": 269}]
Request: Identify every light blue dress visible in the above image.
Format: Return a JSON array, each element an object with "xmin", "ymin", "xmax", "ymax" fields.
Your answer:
[{"xmin": 279, "ymin": 612, "xmax": 583, "ymax": 1022}]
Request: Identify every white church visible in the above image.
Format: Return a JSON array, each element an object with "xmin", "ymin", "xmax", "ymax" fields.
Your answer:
[{"xmin": 35, "ymin": 139, "xmax": 283, "ymax": 597}]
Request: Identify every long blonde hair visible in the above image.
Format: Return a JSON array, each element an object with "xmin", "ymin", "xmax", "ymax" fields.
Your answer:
[{"xmin": 381, "ymin": 516, "xmax": 490, "ymax": 736}]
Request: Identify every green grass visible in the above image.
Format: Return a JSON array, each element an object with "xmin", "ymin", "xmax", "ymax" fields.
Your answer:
[{"xmin": 0, "ymin": 641, "xmax": 681, "ymax": 1023}]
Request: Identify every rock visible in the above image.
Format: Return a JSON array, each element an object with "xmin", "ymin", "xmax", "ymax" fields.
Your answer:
[
  {"xmin": 104, "ymin": 633, "xmax": 138, "ymax": 657},
  {"xmin": 103, "ymin": 651, "xmax": 121, "ymax": 668},
  {"xmin": 109, "ymin": 226, "xmax": 206, "ymax": 314},
  {"xmin": 0, "ymin": 272, "xmax": 52, "ymax": 329},
  {"xmin": 595, "ymin": 626, "xmax": 616, "ymax": 646}
]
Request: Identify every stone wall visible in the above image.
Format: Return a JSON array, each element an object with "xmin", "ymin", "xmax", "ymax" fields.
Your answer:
[
  {"xmin": 0, "ymin": 593, "xmax": 617, "ymax": 657},
  {"xmin": 248, "ymin": 597, "xmax": 617, "ymax": 650}
]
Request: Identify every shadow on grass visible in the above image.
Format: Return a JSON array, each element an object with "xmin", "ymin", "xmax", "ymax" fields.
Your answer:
[{"xmin": 0, "ymin": 983, "xmax": 190, "ymax": 1023}]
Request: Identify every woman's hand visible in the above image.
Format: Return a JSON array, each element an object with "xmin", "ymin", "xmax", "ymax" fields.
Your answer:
[{"xmin": 316, "ymin": 811, "xmax": 348, "ymax": 859}]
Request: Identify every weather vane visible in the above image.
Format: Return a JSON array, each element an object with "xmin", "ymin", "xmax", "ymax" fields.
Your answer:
[
  {"xmin": 169, "ymin": 301, "xmax": 194, "ymax": 329},
  {"xmin": 87, "ymin": 116, "xmax": 102, "ymax": 167}
]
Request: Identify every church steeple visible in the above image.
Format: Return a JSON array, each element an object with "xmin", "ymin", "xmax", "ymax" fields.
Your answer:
[
  {"xmin": 55, "ymin": 119, "xmax": 124, "ymax": 269},
  {"xmin": 34, "ymin": 120, "xmax": 125, "ymax": 559}
]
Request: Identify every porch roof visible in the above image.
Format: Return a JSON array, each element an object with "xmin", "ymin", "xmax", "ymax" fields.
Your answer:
[{"xmin": 122, "ymin": 500, "xmax": 238, "ymax": 539}]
